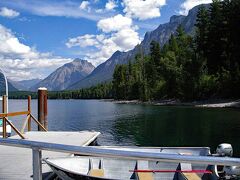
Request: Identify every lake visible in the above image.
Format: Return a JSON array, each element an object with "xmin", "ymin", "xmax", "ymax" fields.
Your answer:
[{"xmin": 2, "ymin": 99, "xmax": 240, "ymax": 156}]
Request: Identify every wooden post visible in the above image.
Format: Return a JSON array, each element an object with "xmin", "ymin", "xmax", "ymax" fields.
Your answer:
[
  {"xmin": 43, "ymin": 94, "xmax": 48, "ymax": 131},
  {"xmin": 2, "ymin": 95, "xmax": 7, "ymax": 138},
  {"xmin": 38, "ymin": 88, "xmax": 48, "ymax": 131},
  {"xmin": 28, "ymin": 96, "xmax": 31, "ymax": 131}
]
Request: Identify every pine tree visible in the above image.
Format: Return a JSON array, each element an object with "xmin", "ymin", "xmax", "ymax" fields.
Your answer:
[
  {"xmin": 207, "ymin": 0, "xmax": 225, "ymax": 74},
  {"xmin": 195, "ymin": 6, "xmax": 209, "ymax": 57}
]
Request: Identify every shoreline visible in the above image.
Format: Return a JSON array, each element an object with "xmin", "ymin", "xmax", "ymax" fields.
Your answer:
[
  {"xmin": 109, "ymin": 99, "xmax": 240, "ymax": 108},
  {"xmin": 7, "ymin": 98, "xmax": 240, "ymax": 108}
]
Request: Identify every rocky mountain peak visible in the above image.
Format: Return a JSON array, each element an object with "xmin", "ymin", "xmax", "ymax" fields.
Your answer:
[
  {"xmin": 68, "ymin": 4, "xmax": 210, "ymax": 90},
  {"xmin": 30, "ymin": 59, "xmax": 95, "ymax": 91}
]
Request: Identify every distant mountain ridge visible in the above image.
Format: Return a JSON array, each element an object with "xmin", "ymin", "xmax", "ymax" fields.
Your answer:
[
  {"xmin": 68, "ymin": 4, "xmax": 207, "ymax": 90},
  {"xmin": 10, "ymin": 79, "xmax": 42, "ymax": 91},
  {"xmin": 30, "ymin": 59, "xmax": 95, "ymax": 91},
  {"xmin": 0, "ymin": 74, "xmax": 18, "ymax": 92}
]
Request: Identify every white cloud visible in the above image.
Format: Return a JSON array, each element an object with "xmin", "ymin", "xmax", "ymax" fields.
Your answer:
[
  {"xmin": 105, "ymin": 0, "xmax": 117, "ymax": 11},
  {"xmin": 66, "ymin": 14, "xmax": 140, "ymax": 66},
  {"xmin": 122, "ymin": 0, "xmax": 166, "ymax": 20},
  {"xmin": 95, "ymin": 9, "xmax": 104, "ymax": 13},
  {"xmin": 179, "ymin": 0, "xmax": 212, "ymax": 15},
  {"xmin": 0, "ymin": 24, "xmax": 71, "ymax": 80},
  {"xmin": 79, "ymin": 1, "xmax": 89, "ymax": 10},
  {"xmin": 66, "ymin": 34, "xmax": 115, "ymax": 65},
  {"xmin": 86, "ymin": 28, "xmax": 140, "ymax": 65},
  {"xmin": 97, "ymin": 14, "xmax": 132, "ymax": 33},
  {"xmin": 112, "ymin": 28, "xmax": 140, "ymax": 50},
  {"xmin": 94, "ymin": 0, "xmax": 117, "ymax": 14},
  {"xmin": 85, "ymin": 37, "xmax": 120, "ymax": 65},
  {"xmin": 1, "ymin": 1, "xmax": 103, "ymax": 21},
  {"xmin": 79, "ymin": 1, "xmax": 91, "ymax": 12},
  {"xmin": 0, "ymin": 7, "xmax": 20, "ymax": 18},
  {"xmin": 66, "ymin": 34, "xmax": 102, "ymax": 48},
  {"xmin": 0, "ymin": 25, "xmax": 35, "ymax": 59}
]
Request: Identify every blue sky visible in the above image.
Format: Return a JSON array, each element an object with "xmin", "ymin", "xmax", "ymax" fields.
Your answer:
[{"xmin": 0, "ymin": 0, "xmax": 211, "ymax": 80}]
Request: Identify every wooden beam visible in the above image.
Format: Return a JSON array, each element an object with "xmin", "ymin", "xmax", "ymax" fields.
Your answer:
[
  {"xmin": 21, "ymin": 115, "xmax": 31, "ymax": 134},
  {"xmin": 0, "ymin": 111, "xmax": 29, "ymax": 118},
  {"xmin": 28, "ymin": 96, "xmax": 31, "ymax": 131},
  {"xmin": 30, "ymin": 114, "xmax": 47, "ymax": 132},
  {"xmin": 5, "ymin": 118, "xmax": 25, "ymax": 139}
]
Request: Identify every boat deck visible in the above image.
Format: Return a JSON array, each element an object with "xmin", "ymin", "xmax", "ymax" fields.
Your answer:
[{"xmin": 0, "ymin": 131, "xmax": 100, "ymax": 180}]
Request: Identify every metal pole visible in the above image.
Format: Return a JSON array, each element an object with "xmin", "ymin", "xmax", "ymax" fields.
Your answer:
[
  {"xmin": 2, "ymin": 95, "xmax": 7, "ymax": 138},
  {"xmin": 1, "ymin": 138, "xmax": 240, "ymax": 167},
  {"xmin": 32, "ymin": 148, "xmax": 42, "ymax": 180},
  {"xmin": 0, "ymin": 67, "xmax": 8, "ymax": 113}
]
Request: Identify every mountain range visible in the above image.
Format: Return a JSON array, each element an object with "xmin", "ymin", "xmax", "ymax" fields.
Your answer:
[
  {"xmin": 0, "ymin": 73, "xmax": 18, "ymax": 92},
  {"xmin": 30, "ymin": 59, "xmax": 95, "ymax": 91},
  {"xmin": 1, "ymin": 4, "xmax": 206, "ymax": 92},
  {"xmin": 67, "ymin": 4, "xmax": 205, "ymax": 90},
  {"xmin": 10, "ymin": 79, "xmax": 42, "ymax": 91}
]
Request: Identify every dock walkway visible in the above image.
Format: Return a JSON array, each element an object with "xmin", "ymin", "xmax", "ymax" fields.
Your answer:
[{"xmin": 0, "ymin": 131, "xmax": 100, "ymax": 180}]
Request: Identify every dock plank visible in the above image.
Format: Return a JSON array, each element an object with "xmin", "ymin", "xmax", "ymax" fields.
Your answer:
[{"xmin": 0, "ymin": 131, "xmax": 100, "ymax": 180}]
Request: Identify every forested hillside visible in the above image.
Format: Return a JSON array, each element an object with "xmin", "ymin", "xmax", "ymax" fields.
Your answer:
[
  {"xmin": 8, "ymin": 83, "xmax": 112, "ymax": 99},
  {"xmin": 113, "ymin": 0, "xmax": 240, "ymax": 101},
  {"xmin": 8, "ymin": 0, "xmax": 240, "ymax": 101}
]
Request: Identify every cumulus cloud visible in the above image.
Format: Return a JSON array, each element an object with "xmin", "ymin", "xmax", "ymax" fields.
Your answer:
[
  {"xmin": 105, "ymin": 0, "xmax": 117, "ymax": 11},
  {"xmin": 122, "ymin": 0, "xmax": 166, "ymax": 20},
  {"xmin": 66, "ymin": 33, "xmax": 127, "ymax": 66},
  {"xmin": 79, "ymin": 1, "xmax": 91, "ymax": 12},
  {"xmin": 0, "ymin": 24, "xmax": 71, "ymax": 80},
  {"xmin": 66, "ymin": 14, "xmax": 140, "ymax": 66},
  {"xmin": 86, "ymin": 28, "xmax": 140, "ymax": 65},
  {"xmin": 0, "ymin": 25, "xmax": 36, "ymax": 59},
  {"xmin": 111, "ymin": 28, "xmax": 140, "ymax": 50},
  {"xmin": 84, "ymin": 36, "xmax": 120, "ymax": 65},
  {"xmin": 66, "ymin": 34, "xmax": 103, "ymax": 48},
  {"xmin": 97, "ymin": 14, "xmax": 132, "ymax": 33},
  {"xmin": 94, "ymin": 0, "xmax": 117, "ymax": 14},
  {"xmin": 0, "ymin": 7, "xmax": 20, "ymax": 18},
  {"xmin": 179, "ymin": 0, "xmax": 212, "ymax": 15}
]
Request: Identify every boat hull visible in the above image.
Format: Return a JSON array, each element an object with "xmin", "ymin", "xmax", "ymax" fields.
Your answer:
[{"xmin": 44, "ymin": 147, "xmax": 215, "ymax": 180}]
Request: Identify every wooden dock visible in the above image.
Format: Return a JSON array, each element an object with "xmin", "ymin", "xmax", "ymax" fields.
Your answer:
[{"xmin": 0, "ymin": 131, "xmax": 100, "ymax": 180}]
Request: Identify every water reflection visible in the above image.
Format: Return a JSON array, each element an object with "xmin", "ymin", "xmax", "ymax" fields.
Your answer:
[{"xmin": 3, "ymin": 100, "xmax": 240, "ymax": 156}]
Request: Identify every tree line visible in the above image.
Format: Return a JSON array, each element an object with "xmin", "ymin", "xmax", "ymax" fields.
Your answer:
[
  {"xmin": 6, "ymin": 83, "xmax": 112, "ymax": 99},
  {"xmin": 112, "ymin": 0, "xmax": 240, "ymax": 101},
  {"xmin": 5, "ymin": 0, "xmax": 240, "ymax": 101}
]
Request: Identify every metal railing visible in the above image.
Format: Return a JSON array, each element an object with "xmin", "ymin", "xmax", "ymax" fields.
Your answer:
[
  {"xmin": 0, "ymin": 138, "xmax": 240, "ymax": 180},
  {"xmin": 0, "ymin": 67, "xmax": 8, "ymax": 113}
]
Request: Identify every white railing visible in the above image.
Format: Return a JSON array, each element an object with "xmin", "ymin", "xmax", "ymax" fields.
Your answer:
[
  {"xmin": 0, "ymin": 138, "xmax": 240, "ymax": 180},
  {"xmin": 0, "ymin": 67, "xmax": 8, "ymax": 113}
]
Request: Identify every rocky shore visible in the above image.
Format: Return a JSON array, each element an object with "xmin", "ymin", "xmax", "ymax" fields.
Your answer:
[{"xmin": 110, "ymin": 99, "xmax": 240, "ymax": 108}]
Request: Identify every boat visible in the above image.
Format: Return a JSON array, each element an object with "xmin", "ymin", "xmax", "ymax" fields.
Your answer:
[
  {"xmin": 0, "ymin": 119, "xmax": 11, "ymax": 137},
  {"xmin": 44, "ymin": 144, "xmax": 240, "ymax": 180}
]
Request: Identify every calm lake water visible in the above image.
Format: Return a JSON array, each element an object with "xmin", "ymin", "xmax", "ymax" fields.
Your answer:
[{"xmin": 3, "ymin": 99, "xmax": 240, "ymax": 156}]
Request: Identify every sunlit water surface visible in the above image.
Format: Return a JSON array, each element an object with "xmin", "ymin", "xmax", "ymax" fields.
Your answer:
[{"xmin": 2, "ymin": 99, "xmax": 240, "ymax": 156}]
